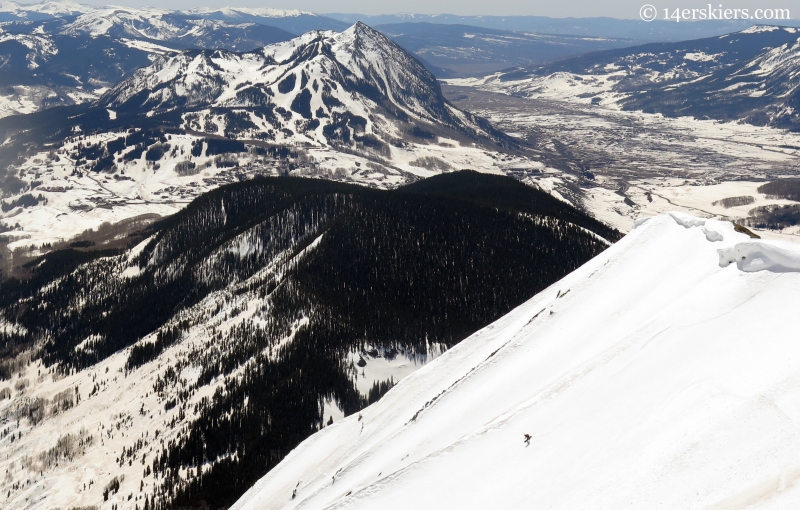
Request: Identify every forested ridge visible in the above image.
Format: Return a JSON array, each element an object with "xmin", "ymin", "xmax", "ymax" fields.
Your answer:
[{"xmin": 0, "ymin": 171, "xmax": 618, "ymax": 509}]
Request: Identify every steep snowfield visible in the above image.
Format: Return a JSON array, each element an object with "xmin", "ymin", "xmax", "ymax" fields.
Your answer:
[
  {"xmin": 232, "ymin": 212, "xmax": 800, "ymax": 509},
  {"xmin": 0, "ymin": 174, "xmax": 610, "ymax": 509}
]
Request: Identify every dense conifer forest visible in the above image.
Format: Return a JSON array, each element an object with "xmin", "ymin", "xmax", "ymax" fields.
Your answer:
[{"xmin": 0, "ymin": 172, "xmax": 618, "ymax": 509}]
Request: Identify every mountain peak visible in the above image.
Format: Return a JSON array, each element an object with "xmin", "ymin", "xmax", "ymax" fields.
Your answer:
[
  {"xmin": 336, "ymin": 20, "xmax": 391, "ymax": 46},
  {"xmin": 352, "ymin": 20, "xmax": 373, "ymax": 30},
  {"xmin": 99, "ymin": 23, "xmax": 507, "ymax": 149}
]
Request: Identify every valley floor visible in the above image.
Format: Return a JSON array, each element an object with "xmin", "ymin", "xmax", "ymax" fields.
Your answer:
[{"xmin": 443, "ymin": 85, "xmax": 800, "ymax": 243}]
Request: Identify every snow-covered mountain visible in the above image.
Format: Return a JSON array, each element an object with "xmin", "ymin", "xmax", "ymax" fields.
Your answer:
[
  {"xmin": 623, "ymin": 27, "xmax": 800, "ymax": 128},
  {"xmin": 0, "ymin": 5, "xmax": 351, "ymax": 119},
  {"xmin": 0, "ymin": 2, "xmax": 348, "ymax": 31},
  {"xmin": 0, "ymin": 173, "xmax": 616, "ymax": 509},
  {"xmin": 99, "ymin": 22, "xmax": 507, "ymax": 148},
  {"xmin": 231, "ymin": 211, "xmax": 800, "ymax": 509},
  {"xmin": 0, "ymin": 12, "xmax": 298, "ymax": 118},
  {"xmin": 57, "ymin": 7, "xmax": 292, "ymax": 43},
  {"xmin": 0, "ymin": 0, "xmax": 92, "ymax": 20},
  {"xmin": 0, "ymin": 30, "xmax": 155, "ymax": 117},
  {"xmin": 0, "ymin": 22, "xmax": 541, "ymax": 257},
  {"xmin": 461, "ymin": 26, "xmax": 800, "ymax": 129},
  {"xmin": 184, "ymin": 7, "xmax": 313, "ymax": 17}
]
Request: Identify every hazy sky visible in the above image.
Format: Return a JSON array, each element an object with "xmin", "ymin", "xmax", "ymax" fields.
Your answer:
[{"xmin": 78, "ymin": 0, "xmax": 791, "ymax": 19}]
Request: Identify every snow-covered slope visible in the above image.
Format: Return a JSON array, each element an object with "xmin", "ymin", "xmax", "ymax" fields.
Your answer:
[
  {"xmin": 0, "ymin": 173, "xmax": 613, "ymax": 509},
  {"xmin": 0, "ymin": 30, "xmax": 156, "ymax": 118},
  {"xmin": 232, "ymin": 212, "xmax": 800, "ymax": 509}
]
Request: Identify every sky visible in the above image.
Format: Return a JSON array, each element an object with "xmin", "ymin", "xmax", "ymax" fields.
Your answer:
[{"xmin": 74, "ymin": 0, "xmax": 794, "ymax": 20}]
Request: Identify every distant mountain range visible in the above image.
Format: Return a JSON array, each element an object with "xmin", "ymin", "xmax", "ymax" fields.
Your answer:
[
  {"xmin": 0, "ymin": 10, "xmax": 301, "ymax": 117},
  {"xmin": 0, "ymin": 22, "xmax": 514, "ymax": 175},
  {"xmin": 373, "ymin": 22, "xmax": 637, "ymax": 77},
  {"xmin": 0, "ymin": 2, "xmax": 349, "ymax": 32},
  {"xmin": 327, "ymin": 12, "xmax": 800, "ymax": 42},
  {"xmin": 179, "ymin": 7, "xmax": 349, "ymax": 34},
  {"xmin": 461, "ymin": 26, "xmax": 800, "ymax": 130},
  {"xmin": 6, "ymin": 3, "xmax": 799, "ymax": 42},
  {"xmin": 15, "ymin": 3, "xmax": 796, "ymax": 121},
  {"xmin": 0, "ymin": 4, "xmax": 356, "ymax": 118},
  {"xmin": 0, "ymin": 0, "xmax": 87, "ymax": 20},
  {"xmin": 0, "ymin": 5, "xmax": 648, "ymax": 117}
]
